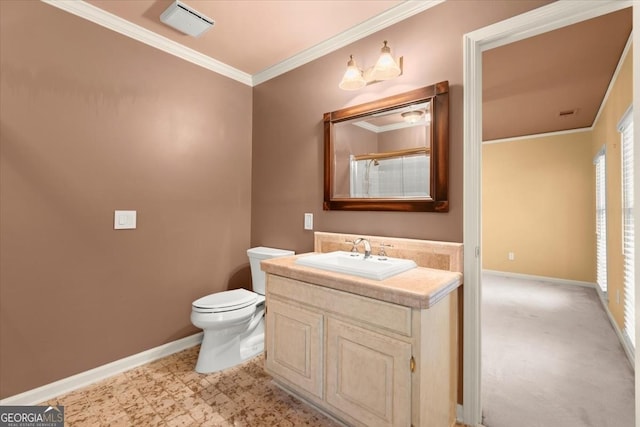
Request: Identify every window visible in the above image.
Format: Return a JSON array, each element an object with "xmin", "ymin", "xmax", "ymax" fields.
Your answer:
[
  {"xmin": 619, "ymin": 106, "xmax": 634, "ymax": 348},
  {"xmin": 594, "ymin": 148, "xmax": 607, "ymax": 295}
]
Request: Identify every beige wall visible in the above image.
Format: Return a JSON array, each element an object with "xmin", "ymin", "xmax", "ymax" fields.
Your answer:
[
  {"xmin": 251, "ymin": 0, "xmax": 551, "ymax": 253},
  {"xmin": 0, "ymin": 1, "xmax": 252, "ymax": 398},
  {"xmin": 591, "ymin": 44, "xmax": 633, "ymax": 328},
  {"xmin": 482, "ymin": 132, "xmax": 596, "ymax": 282}
]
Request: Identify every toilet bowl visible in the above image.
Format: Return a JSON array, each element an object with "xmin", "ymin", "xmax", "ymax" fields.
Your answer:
[{"xmin": 191, "ymin": 246, "xmax": 294, "ymax": 373}]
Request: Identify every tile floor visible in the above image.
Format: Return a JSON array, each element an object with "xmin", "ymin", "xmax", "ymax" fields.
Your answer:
[
  {"xmin": 42, "ymin": 346, "xmax": 341, "ymax": 426},
  {"xmin": 42, "ymin": 345, "xmax": 467, "ymax": 426}
]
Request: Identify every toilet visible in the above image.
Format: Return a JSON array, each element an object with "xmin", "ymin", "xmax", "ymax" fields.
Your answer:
[{"xmin": 191, "ymin": 246, "xmax": 294, "ymax": 373}]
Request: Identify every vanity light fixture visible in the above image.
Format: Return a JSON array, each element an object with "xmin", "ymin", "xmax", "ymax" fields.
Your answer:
[
  {"xmin": 338, "ymin": 55, "xmax": 367, "ymax": 90},
  {"xmin": 372, "ymin": 41, "xmax": 402, "ymax": 80},
  {"xmin": 338, "ymin": 40, "xmax": 403, "ymax": 91}
]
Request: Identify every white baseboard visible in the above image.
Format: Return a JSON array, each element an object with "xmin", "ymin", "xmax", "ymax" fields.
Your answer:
[
  {"xmin": 482, "ymin": 269, "xmax": 596, "ymax": 288},
  {"xmin": 456, "ymin": 404, "xmax": 464, "ymax": 423},
  {"xmin": 595, "ymin": 290, "xmax": 635, "ymax": 369},
  {"xmin": 0, "ymin": 332, "xmax": 203, "ymax": 406}
]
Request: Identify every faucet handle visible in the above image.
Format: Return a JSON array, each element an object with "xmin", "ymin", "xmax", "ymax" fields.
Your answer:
[
  {"xmin": 378, "ymin": 243, "xmax": 393, "ymax": 258},
  {"xmin": 345, "ymin": 239, "xmax": 359, "ymax": 255}
]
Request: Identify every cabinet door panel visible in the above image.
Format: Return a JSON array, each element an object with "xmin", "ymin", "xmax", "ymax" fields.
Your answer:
[
  {"xmin": 266, "ymin": 298, "xmax": 323, "ymax": 398},
  {"xmin": 326, "ymin": 318, "xmax": 411, "ymax": 427}
]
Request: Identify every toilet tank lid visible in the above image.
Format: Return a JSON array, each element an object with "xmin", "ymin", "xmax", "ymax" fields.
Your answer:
[
  {"xmin": 193, "ymin": 288, "xmax": 257, "ymax": 310},
  {"xmin": 247, "ymin": 246, "xmax": 295, "ymax": 259}
]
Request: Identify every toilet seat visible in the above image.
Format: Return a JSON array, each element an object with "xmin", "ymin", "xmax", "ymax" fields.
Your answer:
[{"xmin": 192, "ymin": 288, "xmax": 258, "ymax": 313}]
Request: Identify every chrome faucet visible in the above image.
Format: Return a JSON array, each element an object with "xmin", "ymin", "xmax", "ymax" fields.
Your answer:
[{"xmin": 353, "ymin": 238, "xmax": 371, "ymax": 259}]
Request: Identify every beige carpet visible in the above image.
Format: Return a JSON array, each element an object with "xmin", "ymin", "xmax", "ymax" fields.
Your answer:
[{"xmin": 482, "ymin": 273, "xmax": 635, "ymax": 427}]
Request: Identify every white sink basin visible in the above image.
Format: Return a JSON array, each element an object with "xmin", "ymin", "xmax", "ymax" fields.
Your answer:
[{"xmin": 295, "ymin": 251, "xmax": 417, "ymax": 281}]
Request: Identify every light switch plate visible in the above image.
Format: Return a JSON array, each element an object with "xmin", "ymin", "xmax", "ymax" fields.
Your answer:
[
  {"xmin": 304, "ymin": 213, "xmax": 313, "ymax": 230},
  {"xmin": 114, "ymin": 210, "xmax": 137, "ymax": 229}
]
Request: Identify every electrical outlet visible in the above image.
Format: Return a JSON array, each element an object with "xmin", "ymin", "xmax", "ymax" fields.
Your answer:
[{"xmin": 508, "ymin": 251, "xmax": 515, "ymax": 261}]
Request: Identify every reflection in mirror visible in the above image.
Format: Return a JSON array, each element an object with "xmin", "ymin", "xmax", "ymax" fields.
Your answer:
[
  {"xmin": 323, "ymin": 81, "xmax": 449, "ymax": 212},
  {"xmin": 333, "ymin": 102, "xmax": 431, "ymax": 198}
]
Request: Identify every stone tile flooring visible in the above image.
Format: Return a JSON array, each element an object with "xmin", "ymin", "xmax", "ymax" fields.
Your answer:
[{"xmin": 42, "ymin": 346, "xmax": 340, "ymax": 426}]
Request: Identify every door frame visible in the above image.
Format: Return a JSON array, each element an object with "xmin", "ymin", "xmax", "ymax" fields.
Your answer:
[{"xmin": 461, "ymin": 1, "xmax": 637, "ymax": 425}]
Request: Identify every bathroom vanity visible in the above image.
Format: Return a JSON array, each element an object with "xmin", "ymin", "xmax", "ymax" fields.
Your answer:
[{"xmin": 260, "ymin": 232, "xmax": 463, "ymax": 427}]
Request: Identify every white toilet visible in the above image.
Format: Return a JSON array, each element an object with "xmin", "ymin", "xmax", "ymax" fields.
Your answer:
[{"xmin": 191, "ymin": 246, "xmax": 294, "ymax": 373}]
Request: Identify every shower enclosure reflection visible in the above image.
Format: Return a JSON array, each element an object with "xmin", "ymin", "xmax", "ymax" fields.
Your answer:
[
  {"xmin": 333, "ymin": 101, "xmax": 431, "ymax": 199},
  {"xmin": 349, "ymin": 149, "xmax": 430, "ymax": 198}
]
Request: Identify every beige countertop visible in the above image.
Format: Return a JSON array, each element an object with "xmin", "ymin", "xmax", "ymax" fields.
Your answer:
[{"xmin": 261, "ymin": 253, "xmax": 463, "ymax": 309}]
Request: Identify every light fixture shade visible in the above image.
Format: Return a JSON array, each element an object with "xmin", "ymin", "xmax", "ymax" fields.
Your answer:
[
  {"xmin": 401, "ymin": 110, "xmax": 424, "ymax": 123},
  {"xmin": 339, "ymin": 55, "xmax": 366, "ymax": 90},
  {"xmin": 372, "ymin": 41, "xmax": 401, "ymax": 81}
]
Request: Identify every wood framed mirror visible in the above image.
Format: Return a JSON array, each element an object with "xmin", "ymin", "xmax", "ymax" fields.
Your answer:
[{"xmin": 323, "ymin": 81, "xmax": 449, "ymax": 212}]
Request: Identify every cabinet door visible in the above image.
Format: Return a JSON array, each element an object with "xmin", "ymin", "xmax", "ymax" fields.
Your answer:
[
  {"xmin": 326, "ymin": 318, "xmax": 412, "ymax": 427},
  {"xmin": 265, "ymin": 298, "xmax": 323, "ymax": 398}
]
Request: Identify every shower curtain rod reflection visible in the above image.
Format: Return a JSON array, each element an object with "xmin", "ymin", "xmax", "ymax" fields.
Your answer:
[{"xmin": 353, "ymin": 147, "xmax": 430, "ymax": 162}]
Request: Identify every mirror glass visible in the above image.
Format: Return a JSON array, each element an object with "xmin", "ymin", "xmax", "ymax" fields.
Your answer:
[
  {"xmin": 332, "ymin": 101, "xmax": 431, "ymax": 199},
  {"xmin": 324, "ymin": 82, "xmax": 449, "ymax": 212}
]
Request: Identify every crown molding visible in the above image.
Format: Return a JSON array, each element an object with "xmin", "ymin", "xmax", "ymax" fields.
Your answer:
[
  {"xmin": 41, "ymin": 0, "xmax": 443, "ymax": 88},
  {"xmin": 469, "ymin": 0, "xmax": 633, "ymax": 52},
  {"xmin": 592, "ymin": 32, "xmax": 633, "ymax": 129},
  {"xmin": 252, "ymin": 0, "xmax": 445, "ymax": 86},
  {"xmin": 482, "ymin": 127, "xmax": 592, "ymax": 145},
  {"xmin": 40, "ymin": 0, "xmax": 253, "ymax": 86}
]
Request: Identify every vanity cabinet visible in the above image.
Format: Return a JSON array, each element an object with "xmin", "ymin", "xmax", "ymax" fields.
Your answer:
[
  {"xmin": 265, "ymin": 298, "xmax": 323, "ymax": 398},
  {"xmin": 325, "ymin": 318, "xmax": 412, "ymax": 426},
  {"xmin": 264, "ymin": 273, "xmax": 458, "ymax": 427}
]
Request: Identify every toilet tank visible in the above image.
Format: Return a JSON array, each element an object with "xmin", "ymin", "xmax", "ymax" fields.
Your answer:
[{"xmin": 247, "ymin": 247, "xmax": 295, "ymax": 295}]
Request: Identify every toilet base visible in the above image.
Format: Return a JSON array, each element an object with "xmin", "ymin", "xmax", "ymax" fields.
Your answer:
[
  {"xmin": 239, "ymin": 320, "xmax": 264, "ymax": 361},
  {"xmin": 195, "ymin": 310, "xmax": 265, "ymax": 373}
]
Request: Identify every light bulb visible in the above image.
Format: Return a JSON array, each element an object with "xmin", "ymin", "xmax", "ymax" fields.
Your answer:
[
  {"xmin": 372, "ymin": 41, "xmax": 401, "ymax": 81},
  {"xmin": 401, "ymin": 110, "xmax": 424, "ymax": 123},
  {"xmin": 339, "ymin": 55, "xmax": 366, "ymax": 90}
]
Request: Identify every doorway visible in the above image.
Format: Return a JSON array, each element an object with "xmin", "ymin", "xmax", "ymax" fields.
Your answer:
[{"xmin": 461, "ymin": 1, "xmax": 638, "ymax": 425}]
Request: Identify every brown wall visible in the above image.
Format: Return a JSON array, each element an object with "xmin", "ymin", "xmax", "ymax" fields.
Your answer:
[
  {"xmin": 0, "ymin": 1, "xmax": 252, "ymax": 398},
  {"xmin": 251, "ymin": 0, "xmax": 552, "ymax": 254},
  {"xmin": 379, "ymin": 126, "xmax": 429, "ymax": 152},
  {"xmin": 0, "ymin": 0, "xmax": 552, "ymax": 399},
  {"xmin": 333, "ymin": 123, "xmax": 376, "ymax": 197}
]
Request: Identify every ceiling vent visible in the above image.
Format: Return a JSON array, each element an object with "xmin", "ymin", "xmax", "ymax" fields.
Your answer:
[
  {"xmin": 558, "ymin": 109, "xmax": 578, "ymax": 117},
  {"xmin": 160, "ymin": 1, "xmax": 214, "ymax": 38}
]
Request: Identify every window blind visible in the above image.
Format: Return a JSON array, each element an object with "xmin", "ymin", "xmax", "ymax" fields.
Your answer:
[
  {"xmin": 594, "ymin": 149, "xmax": 607, "ymax": 294},
  {"xmin": 620, "ymin": 108, "xmax": 634, "ymax": 348}
]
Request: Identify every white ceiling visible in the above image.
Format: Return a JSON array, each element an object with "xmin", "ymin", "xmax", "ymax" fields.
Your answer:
[
  {"xmin": 42, "ymin": 1, "xmax": 632, "ymax": 140},
  {"xmin": 46, "ymin": 0, "xmax": 442, "ymax": 86}
]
